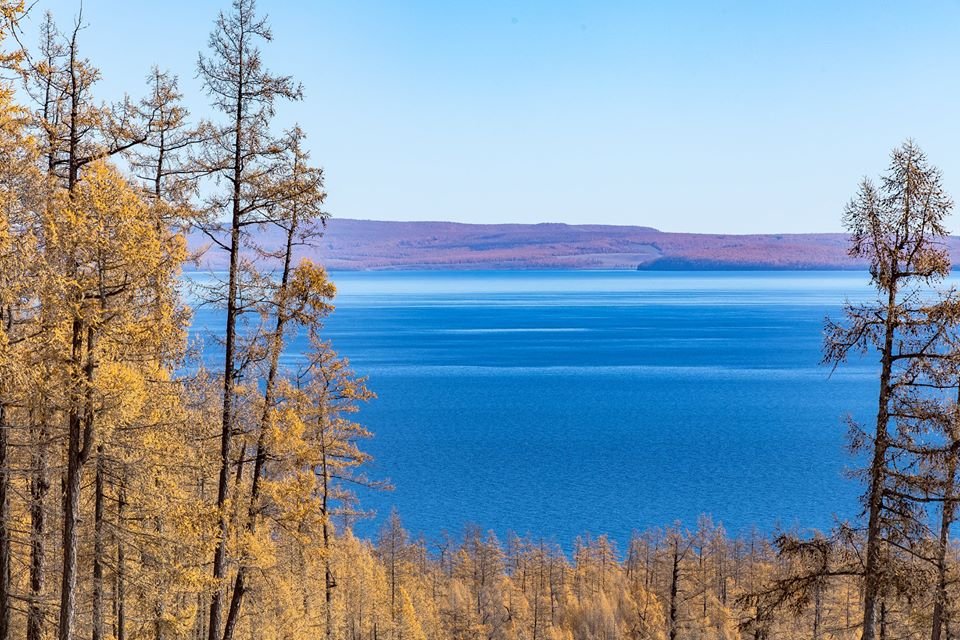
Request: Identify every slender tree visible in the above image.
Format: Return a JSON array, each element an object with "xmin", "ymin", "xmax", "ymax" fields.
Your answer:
[
  {"xmin": 823, "ymin": 139, "xmax": 953, "ymax": 640},
  {"xmin": 195, "ymin": 2, "xmax": 302, "ymax": 638},
  {"xmin": 0, "ymin": 6, "xmax": 40, "ymax": 636},
  {"xmin": 220, "ymin": 129, "xmax": 329, "ymax": 640}
]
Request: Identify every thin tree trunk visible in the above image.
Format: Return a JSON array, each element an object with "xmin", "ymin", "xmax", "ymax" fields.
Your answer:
[
  {"xmin": 31, "ymin": 28, "xmax": 57, "ymax": 640},
  {"xmin": 208, "ymin": 231, "xmax": 238, "ymax": 640},
  {"xmin": 58, "ymin": 29, "xmax": 93, "ymax": 640},
  {"xmin": 117, "ymin": 483, "xmax": 127, "ymax": 640},
  {"xmin": 0, "ymin": 401, "xmax": 10, "ymax": 640},
  {"xmin": 28, "ymin": 412, "xmax": 49, "ymax": 640},
  {"xmin": 151, "ymin": 481, "xmax": 165, "ymax": 640},
  {"xmin": 92, "ymin": 445, "xmax": 106, "ymax": 640},
  {"xmin": 549, "ymin": 554, "xmax": 557, "ymax": 626},
  {"xmin": 0, "ymin": 307, "xmax": 13, "ymax": 636},
  {"xmin": 59, "ymin": 428, "xmax": 81, "ymax": 640},
  {"xmin": 325, "ymin": 542, "xmax": 334, "ymax": 640},
  {"xmin": 58, "ymin": 319, "xmax": 92, "ymax": 640},
  {"xmin": 879, "ymin": 600, "xmax": 888, "ymax": 640},
  {"xmin": 208, "ymin": 43, "xmax": 245, "ymax": 640},
  {"xmin": 932, "ymin": 433, "xmax": 958, "ymax": 640},
  {"xmin": 220, "ymin": 571, "xmax": 245, "ymax": 640},
  {"xmin": 813, "ymin": 579, "xmax": 822, "ymax": 640},
  {"xmin": 862, "ymin": 272, "xmax": 898, "ymax": 640},
  {"xmin": 222, "ymin": 201, "xmax": 300, "ymax": 640},
  {"xmin": 323, "ymin": 449, "xmax": 334, "ymax": 640},
  {"xmin": 532, "ymin": 549, "xmax": 542, "ymax": 640},
  {"xmin": 669, "ymin": 540, "xmax": 680, "ymax": 640}
]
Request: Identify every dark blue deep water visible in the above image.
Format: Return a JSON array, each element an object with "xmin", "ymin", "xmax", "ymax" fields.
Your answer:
[{"xmin": 188, "ymin": 270, "xmax": 891, "ymax": 547}]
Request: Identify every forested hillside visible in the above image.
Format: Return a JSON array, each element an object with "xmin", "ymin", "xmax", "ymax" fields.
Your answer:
[
  {"xmin": 0, "ymin": 2, "xmax": 959, "ymax": 640},
  {"xmin": 188, "ymin": 220, "xmax": 868, "ymax": 271}
]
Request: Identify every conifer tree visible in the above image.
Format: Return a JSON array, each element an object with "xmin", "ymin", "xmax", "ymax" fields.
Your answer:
[
  {"xmin": 221, "ymin": 130, "xmax": 330, "ymax": 637},
  {"xmin": 195, "ymin": 3, "xmax": 302, "ymax": 635},
  {"xmin": 824, "ymin": 140, "xmax": 954, "ymax": 640},
  {"xmin": 0, "ymin": 5, "xmax": 40, "ymax": 637}
]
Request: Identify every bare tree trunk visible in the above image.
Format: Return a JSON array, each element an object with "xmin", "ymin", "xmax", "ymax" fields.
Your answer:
[
  {"xmin": 669, "ymin": 540, "xmax": 680, "ymax": 640},
  {"xmin": 322, "ymin": 445, "xmax": 335, "ymax": 640},
  {"xmin": 222, "ymin": 202, "xmax": 300, "ymax": 640},
  {"xmin": 28, "ymin": 413, "xmax": 49, "ymax": 640},
  {"xmin": 58, "ymin": 26, "xmax": 96, "ymax": 640},
  {"xmin": 58, "ymin": 320, "xmax": 93, "ymax": 640},
  {"xmin": 153, "ymin": 487, "xmax": 164, "ymax": 640},
  {"xmin": 813, "ymin": 579, "xmax": 822, "ymax": 640},
  {"xmin": 117, "ymin": 483, "xmax": 126, "ymax": 640},
  {"xmin": 208, "ymin": 236, "xmax": 238, "ymax": 640},
  {"xmin": 31, "ymin": 25, "xmax": 58, "ymax": 640},
  {"xmin": 0, "ymin": 401, "xmax": 10, "ymax": 640},
  {"xmin": 0, "ymin": 310, "xmax": 13, "ymax": 637},
  {"xmin": 862, "ymin": 276, "xmax": 898, "ymax": 640},
  {"xmin": 532, "ymin": 549, "xmax": 543, "ymax": 640},
  {"xmin": 92, "ymin": 445, "xmax": 106, "ymax": 640},
  {"xmin": 208, "ymin": 50, "xmax": 245, "ymax": 640},
  {"xmin": 550, "ymin": 555, "xmax": 557, "ymax": 626},
  {"xmin": 59, "ymin": 429, "xmax": 81, "ymax": 640},
  {"xmin": 220, "ymin": 571, "xmax": 245, "ymax": 640},
  {"xmin": 324, "ymin": 520, "xmax": 333, "ymax": 639},
  {"xmin": 932, "ymin": 438, "xmax": 958, "ymax": 640},
  {"xmin": 196, "ymin": 593, "xmax": 207, "ymax": 640},
  {"xmin": 879, "ymin": 600, "xmax": 888, "ymax": 640},
  {"xmin": 325, "ymin": 553, "xmax": 334, "ymax": 640}
]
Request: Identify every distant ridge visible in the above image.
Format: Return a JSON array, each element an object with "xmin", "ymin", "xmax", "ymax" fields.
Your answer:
[{"xmin": 186, "ymin": 218, "xmax": 960, "ymax": 271}]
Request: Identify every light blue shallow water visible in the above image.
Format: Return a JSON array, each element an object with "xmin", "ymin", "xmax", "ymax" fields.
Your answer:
[{"xmin": 187, "ymin": 270, "xmax": 902, "ymax": 546}]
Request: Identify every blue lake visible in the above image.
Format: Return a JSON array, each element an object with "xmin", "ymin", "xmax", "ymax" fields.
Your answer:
[{"xmin": 188, "ymin": 270, "xmax": 896, "ymax": 547}]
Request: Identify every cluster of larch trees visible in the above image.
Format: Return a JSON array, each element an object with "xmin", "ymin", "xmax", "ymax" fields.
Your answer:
[
  {"xmin": 333, "ymin": 143, "xmax": 960, "ymax": 640},
  {"xmin": 315, "ymin": 513, "xmax": 919, "ymax": 640},
  {"xmin": 0, "ymin": 0, "xmax": 958, "ymax": 639},
  {"xmin": 0, "ymin": 1, "xmax": 378, "ymax": 639}
]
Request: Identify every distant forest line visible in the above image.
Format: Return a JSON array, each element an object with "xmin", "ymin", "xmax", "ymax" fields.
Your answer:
[{"xmin": 186, "ymin": 218, "xmax": 959, "ymax": 272}]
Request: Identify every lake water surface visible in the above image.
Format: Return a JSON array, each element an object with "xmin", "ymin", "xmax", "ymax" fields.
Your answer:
[{"xmin": 189, "ymin": 270, "xmax": 893, "ymax": 546}]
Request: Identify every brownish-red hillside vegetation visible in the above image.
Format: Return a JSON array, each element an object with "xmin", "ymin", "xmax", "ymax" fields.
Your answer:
[{"xmin": 188, "ymin": 218, "xmax": 960, "ymax": 270}]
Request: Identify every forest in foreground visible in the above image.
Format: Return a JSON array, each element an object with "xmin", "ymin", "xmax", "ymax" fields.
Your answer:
[{"xmin": 0, "ymin": 1, "xmax": 960, "ymax": 640}]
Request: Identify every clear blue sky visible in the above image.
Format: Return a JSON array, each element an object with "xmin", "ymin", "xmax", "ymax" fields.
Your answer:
[{"xmin": 24, "ymin": 1, "xmax": 960, "ymax": 233}]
